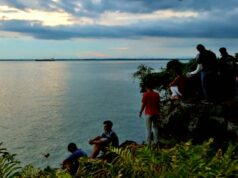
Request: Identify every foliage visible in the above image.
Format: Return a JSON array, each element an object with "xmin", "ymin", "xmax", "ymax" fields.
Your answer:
[
  {"xmin": 235, "ymin": 53, "xmax": 238, "ymax": 60},
  {"xmin": 109, "ymin": 139, "xmax": 238, "ymax": 178},
  {"xmin": 77, "ymin": 157, "xmax": 114, "ymax": 178},
  {"xmin": 1, "ymin": 140, "xmax": 238, "ymax": 178},
  {"xmin": 74, "ymin": 139, "xmax": 238, "ymax": 178},
  {"xmin": 0, "ymin": 143, "xmax": 71, "ymax": 178},
  {"xmin": 182, "ymin": 58, "xmax": 197, "ymax": 75},
  {"xmin": 0, "ymin": 143, "xmax": 21, "ymax": 178},
  {"xmin": 133, "ymin": 59, "xmax": 197, "ymax": 92},
  {"xmin": 17, "ymin": 165, "xmax": 71, "ymax": 178}
]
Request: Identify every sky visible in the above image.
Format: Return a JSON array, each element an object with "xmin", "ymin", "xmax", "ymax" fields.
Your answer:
[{"xmin": 0, "ymin": 0, "xmax": 238, "ymax": 59}]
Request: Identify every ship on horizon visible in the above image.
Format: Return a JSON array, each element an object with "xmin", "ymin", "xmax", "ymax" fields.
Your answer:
[{"xmin": 35, "ymin": 58, "xmax": 55, "ymax": 61}]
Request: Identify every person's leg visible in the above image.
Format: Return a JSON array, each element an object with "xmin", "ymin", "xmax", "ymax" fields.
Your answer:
[
  {"xmin": 90, "ymin": 144, "xmax": 101, "ymax": 158},
  {"xmin": 228, "ymin": 72, "xmax": 236, "ymax": 97},
  {"xmin": 201, "ymin": 72, "xmax": 208, "ymax": 100},
  {"xmin": 145, "ymin": 116, "xmax": 152, "ymax": 144},
  {"xmin": 170, "ymin": 86, "xmax": 182, "ymax": 99},
  {"xmin": 206, "ymin": 71, "xmax": 218, "ymax": 101},
  {"xmin": 170, "ymin": 86, "xmax": 177, "ymax": 97},
  {"xmin": 152, "ymin": 116, "xmax": 159, "ymax": 145}
]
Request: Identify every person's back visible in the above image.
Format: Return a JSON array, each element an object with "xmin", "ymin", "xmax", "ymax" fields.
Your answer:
[
  {"xmin": 220, "ymin": 53, "xmax": 236, "ymax": 74},
  {"xmin": 198, "ymin": 49, "xmax": 217, "ymax": 72},
  {"xmin": 219, "ymin": 47, "xmax": 237, "ymax": 99},
  {"xmin": 62, "ymin": 143, "xmax": 87, "ymax": 176},
  {"xmin": 101, "ymin": 130, "xmax": 119, "ymax": 147},
  {"xmin": 195, "ymin": 44, "xmax": 218, "ymax": 101},
  {"xmin": 142, "ymin": 90, "xmax": 160, "ymax": 115}
]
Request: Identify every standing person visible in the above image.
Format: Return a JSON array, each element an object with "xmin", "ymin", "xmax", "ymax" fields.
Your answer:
[
  {"xmin": 187, "ymin": 44, "xmax": 218, "ymax": 102},
  {"xmin": 219, "ymin": 47, "xmax": 237, "ymax": 99},
  {"xmin": 89, "ymin": 120, "xmax": 119, "ymax": 158},
  {"xmin": 139, "ymin": 79, "xmax": 160, "ymax": 145},
  {"xmin": 62, "ymin": 143, "xmax": 87, "ymax": 176}
]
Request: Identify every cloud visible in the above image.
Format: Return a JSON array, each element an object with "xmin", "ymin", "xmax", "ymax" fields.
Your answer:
[
  {"xmin": 1, "ymin": 8, "xmax": 238, "ymax": 40},
  {"xmin": 1, "ymin": 0, "xmax": 26, "ymax": 10},
  {"xmin": 0, "ymin": 5, "xmax": 74, "ymax": 26},
  {"xmin": 97, "ymin": 9, "xmax": 198, "ymax": 26},
  {"xmin": 0, "ymin": 0, "xmax": 238, "ymax": 40},
  {"xmin": 2, "ymin": 0, "xmax": 238, "ymax": 16},
  {"xmin": 63, "ymin": 0, "xmax": 238, "ymax": 16}
]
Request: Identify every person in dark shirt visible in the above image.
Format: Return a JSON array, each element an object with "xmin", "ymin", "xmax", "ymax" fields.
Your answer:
[
  {"xmin": 219, "ymin": 47, "xmax": 237, "ymax": 99},
  {"xmin": 62, "ymin": 143, "xmax": 87, "ymax": 176},
  {"xmin": 89, "ymin": 120, "xmax": 119, "ymax": 158},
  {"xmin": 188, "ymin": 44, "xmax": 218, "ymax": 101}
]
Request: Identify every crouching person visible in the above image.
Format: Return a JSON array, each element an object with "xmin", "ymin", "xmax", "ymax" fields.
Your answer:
[
  {"xmin": 169, "ymin": 68, "xmax": 186, "ymax": 100},
  {"xmin": 89, "ymin": 120, "xmax": 119, "ymax": 158},
  {"xmin": 62, "ymin": 143, "xmax": 87, "ymax": 176}
]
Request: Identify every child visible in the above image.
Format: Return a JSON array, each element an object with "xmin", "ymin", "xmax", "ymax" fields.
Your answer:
[{"xmin": 169, "ymin": 68, "xmax": 186, "ymax": 100}]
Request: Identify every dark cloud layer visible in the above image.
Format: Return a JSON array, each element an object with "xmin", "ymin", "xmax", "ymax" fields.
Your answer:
[
  {"xmin": 0, "ymin": 0, "xmax": 238, "ymax": 40},
  {"xmin": 2, "ymin": 0, "xmax": 238, "ymax": 15}
]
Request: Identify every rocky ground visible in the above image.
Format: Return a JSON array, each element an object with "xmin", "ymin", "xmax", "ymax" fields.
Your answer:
[{"xmin": 157, "ymin": 82, "xmax": 238, "ymax": 145}]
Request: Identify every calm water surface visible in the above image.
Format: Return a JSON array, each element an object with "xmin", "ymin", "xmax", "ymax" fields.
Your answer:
[{"xmin": 0, "ymin": 60, "xmax": 167, "ymax": 168}]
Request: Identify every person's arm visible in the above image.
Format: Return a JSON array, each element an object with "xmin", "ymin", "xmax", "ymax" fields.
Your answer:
[
  {"xmin": 89, "ymin": 138, "xmax": 107, "ymax": 145},
  {"xmin": 139, "ymin": 103, "xmax": 145, "ymax": 118},
  {"xmin": 187, "ymin": 64, "xmax": 202, "ymax": 77},
  {"xmin": 139, "ymin": 93, "xmax": 146, "ymax": 117},
  {"xmin": 169, "ymin": 76, "xmax": 179, "ymax": 87},
  {"xmin": 157, "ymin": 93, "xmax": 160, "ymax": 111},
  {"xmin": 89, "ymin": 136, "xmax": 102, "ymax": 144}
]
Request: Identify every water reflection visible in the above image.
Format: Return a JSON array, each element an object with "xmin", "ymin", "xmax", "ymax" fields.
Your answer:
[{"xmin": 0, "ymin": 60, "xmax": 168, "ymax": 168}]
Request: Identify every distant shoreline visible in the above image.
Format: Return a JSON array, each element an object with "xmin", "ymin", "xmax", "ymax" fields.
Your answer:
[{"xmin": 0, "ymin": 58, "xmax": 191, "ymax": 62}]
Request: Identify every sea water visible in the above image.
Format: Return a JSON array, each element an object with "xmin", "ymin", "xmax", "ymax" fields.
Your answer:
[{"xmin": 0, "ymin": 60, "xmax": 168, "ymax": 168}]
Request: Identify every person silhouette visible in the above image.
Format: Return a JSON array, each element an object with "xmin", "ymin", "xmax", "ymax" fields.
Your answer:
[
  {"xmin": 218, "ymin": 47, "xmax": 237, "ymax": 99},
  {"xmin": 188, "ymin": 44, "xmax": 218, "ymax": 102}
]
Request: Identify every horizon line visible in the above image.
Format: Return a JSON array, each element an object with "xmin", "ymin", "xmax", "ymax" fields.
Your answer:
[{"xmin": 0, "ymin": 58, "xmax": 192, "ymax": 61}]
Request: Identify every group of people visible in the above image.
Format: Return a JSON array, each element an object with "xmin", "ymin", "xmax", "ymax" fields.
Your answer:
[
  {"xmin": 169, "ymin": 44, "xmax": 237, "ymax": 102},
  {"xmin": 61, "ymin": 44, "xmax": 237, "ymax": 176},
  {"xmin": 138, "ymin": 44, "xmax": 238, "ymax": 150},
  {"xmin": 62, "ymin": 86, "xmax": 161, "ymax": 176},
  {"xmin": 62, "ymin": 120, "xmax": 119, "ymax": 176}
]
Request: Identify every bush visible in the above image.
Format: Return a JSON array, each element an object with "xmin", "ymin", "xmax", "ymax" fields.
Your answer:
[
  {"xmin": 1, "ymin": 140, "xmax": 238, "ymax": 177},
  {"xmin": 76, "ymin": 139, "xmax": 238, "ymax": 178}
]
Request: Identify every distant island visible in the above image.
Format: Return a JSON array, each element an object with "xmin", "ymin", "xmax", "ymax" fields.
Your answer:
[
  {"xmin": 35, "ymin": 58, "xmax": 55, "ymax": 61},
  {"xmin": 0, "ymin": 58, "xmax": 190, "ymax": 61}
]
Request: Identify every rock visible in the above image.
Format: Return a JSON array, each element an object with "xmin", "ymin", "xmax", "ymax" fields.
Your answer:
[{"xmin": 159, "ymin": 99, "xmax": 238, "ymax": 143}]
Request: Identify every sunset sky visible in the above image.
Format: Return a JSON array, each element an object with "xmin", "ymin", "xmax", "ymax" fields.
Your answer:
[{"xmin": 0, "ymin": 0, "xmax": 238, "ymax": 59}]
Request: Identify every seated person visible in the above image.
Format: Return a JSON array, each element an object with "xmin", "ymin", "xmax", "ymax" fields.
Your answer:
[
  {"xmin": 89, "ymin": 120, "xmax": 119, "ymax": 158},
  {"xmin": 62, "ymin": 143, "xmax": 87, "ymax": 176},
  {"xmin": 169, "ymin": 68, "xmax": 186, "ymax": 100}
]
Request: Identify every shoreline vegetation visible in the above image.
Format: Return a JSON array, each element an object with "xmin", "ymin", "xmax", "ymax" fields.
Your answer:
[{"xmin": 1, "ymin": 59, "xmax": 238, "ymax": 178}]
